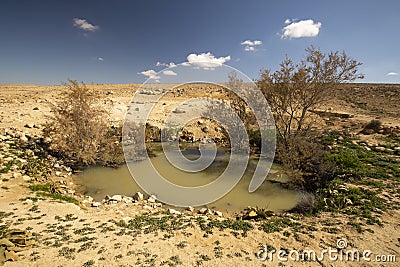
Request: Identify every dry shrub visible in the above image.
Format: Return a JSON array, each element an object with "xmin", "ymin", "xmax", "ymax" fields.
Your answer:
[
  {"xmin": 43, "ymin": 80, "xmax": 122, "ymax": 166},
  {"xmin": 360, "ymin": 119, "xmax": 382, "ymax": 135},
  {"xmin": 276, "ymin": 134, "xmax": 336, "ymax": 191}
]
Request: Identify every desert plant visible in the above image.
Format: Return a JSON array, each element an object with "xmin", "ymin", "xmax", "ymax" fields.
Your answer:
[
  {"xmin": 43, "ymin": 80, "xmax": 122, "ymax": 166},
  {"xmin": 257, "ymin": 46, "xmax": 363, "ymax": 145},
  {"xmin": 360, "ymin": 119, "xmax": 382, "ymax": 134}
]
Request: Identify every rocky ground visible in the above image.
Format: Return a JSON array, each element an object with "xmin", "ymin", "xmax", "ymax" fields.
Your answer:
[{"xmin": 0, "ymin": 83, "xmax": 400, "ymax": 266}]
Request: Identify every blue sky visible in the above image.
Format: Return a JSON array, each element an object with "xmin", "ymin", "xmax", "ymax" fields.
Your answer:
[{"xmin": 1, "ymin": 0, "xmax": 399, "ymax": 85}]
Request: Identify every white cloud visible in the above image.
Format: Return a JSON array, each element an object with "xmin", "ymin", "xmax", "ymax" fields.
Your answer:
[
  {"xmin": 72, "ymin": 18, "xmax": 99, "ymax": 32},
  {"xmin": 96, "ymin": 57, "xmax": 104, "ymax": 61},
  {"xmin": 163, "ymin": 70, "xmax": 177, "ymax": 76},
  {"xmin": 284, "ymin": 19, "xmax": 292, "ymax": 24},
  {"xmin": 244, "ymin": 46, "xmax": 255, "ymax": 51},
  {"xmin": 138, "ymin": 69, "xmax": 160, "ymax": 81},
  {"xmin": 156, "ymin": 61, "xmax": 176, "ymax": 68},
  {"xmin": 281, "ymin": 19, "xmax": 321, "ymax": 39},
  {"xmin": 185, "ymin": 52, "xmax": 230, "ymax": 69},
  {"xmin": 241, "ymin": 39, "xmax": 263, "ymax": 52},
  {"xmin": 386, "ymin": 72, "xmax": 399, "ymax": 76}
]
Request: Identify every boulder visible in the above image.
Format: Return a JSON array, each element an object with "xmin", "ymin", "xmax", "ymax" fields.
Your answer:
[{"xmin": 91, "ymin": 202, "xmax": 101, "ymax": 207}]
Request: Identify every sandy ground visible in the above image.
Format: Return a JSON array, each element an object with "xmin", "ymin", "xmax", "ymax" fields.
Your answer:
[{"xmin": 0, "ymin": 83, "xmax": 399, "ymax": 266}]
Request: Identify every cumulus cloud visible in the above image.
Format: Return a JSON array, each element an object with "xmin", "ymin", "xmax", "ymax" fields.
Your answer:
[
  {"xmin": 156, "ymin": 61, "xmax": 176, "ymax": 68},
  {"xmin": 96, "ymin": 57, "xmax": 104, "ymax": 61},
  {"xmin": 241, "ymin": 39, "xmax": 263, "ymax": 52},
  {"xmin": 281, "ymin": 19, "xmax": 321, "ymax": 39},
  {"xmin": 72, "ymin": 18, "xmax": 99, "ymax": 32},
  {"xmin": 138, "ymin": 69, "xmax": 160, "ymax": 82},
  {"xmin": 386, "ymin": 72, "xmax": 399, "ymax": 76},
  {"xmin": 185, "ymin": 52, "xmax": 231, "ymax": 69},
  {"xmin": 163, "ymin": 70, "xmax": 177, "ymax": 76}
]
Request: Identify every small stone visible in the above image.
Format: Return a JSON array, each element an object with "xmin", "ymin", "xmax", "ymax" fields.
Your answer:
[
  {"xmin": 5, "ymin": 250, "xmax": 19, "ymax": 261},
  {"xmin": 248, "ymin": 210, "xmax": 257, "ymax": 217},
  {"xmin": 375, "ymin": 146, "xmax": 386, "ymax": 152},
  {"xmin": 13, "ymin": 172, "xmax": 22, "ymax": 179},
  {"xmin": 24, "ymin": 123, "xmax": 35, "ymax": 128},
  {"xmin": 186, "ymin": 206, "xmax": 194, "ymax": 212},
  {"xmin": 199, "ymin": 208, "xmax": 208, "ymax": 214},
  {"xmin": 33, "ymin": 107, "xmax": 39, "ymax": 110},
  {"xmin": 86, "ymin": 196, "xmax": 93, "ymax": 202},
  {"xmin": 111, "ymin": 195, "xmax": 123, "ymax": 202},
  {"xmin": 121, "ymin": 216, "xmax": 132, "ymax": 225},
  {"xmin": 133, "ymin": 192, "xmax": 144, "ymax": 201},
  {"xmin": 147, "ymin": 195, "xmax": 157, "ymax": 203},
  {"xmin": 55, "ymin": 171, "xmax": 62, "ymax": 176},
  {"xmin": 0, "ymin": 238, "xmax": 15, "ymax": 247},
  {"xmin": 214, "ymin": 211, "xmax": 223, "ymax": 217},
  {"xmin": 169, "ymin": 208, "xmax": 182, "ymax": 215},
  {"xmin": 24, "ymin": 199, "xmax": 33, "ymax": 204},
  {"xmin": 91, "ymin": 202, "xmax": 101, "ymax": 207},
  {"xmin": 19, "ymin": 135, "xmax": 28, "ymax": 143}
]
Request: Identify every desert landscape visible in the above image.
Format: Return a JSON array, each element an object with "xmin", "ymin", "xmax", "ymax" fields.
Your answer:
[{"xmin": 0, "ymin": 83, "xmax": 399, "ymax": 266}]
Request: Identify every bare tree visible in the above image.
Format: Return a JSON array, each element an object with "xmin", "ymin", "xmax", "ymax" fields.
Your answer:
[{"xmin": 257, "ymin": 46, "xmax": 363, "ymax": 145}]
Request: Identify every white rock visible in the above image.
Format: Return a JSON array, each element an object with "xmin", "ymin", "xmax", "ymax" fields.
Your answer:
[
  {"xmin": 13, "ymin": 172, "xmax": 22, "ymax": 179},
  {"xmin": 214, "ymin": 211, "xmax": 223, "ymax": 217},
  {"xmin": 111, "ymin": 195, "xmax": 123, "ymax": 202},
  {"xmin": 147, "ymin": 195, "xmax": 157, "ymax": 203},
  {"xmin": 169, "ymin": 208, "xmax": 182, "ymax": 215},
  {"xmin": 25, "ymin": 199, "xmax": 33, "ymax": 204},
  {"xmin": 55, "ymin": 171, "xmax": 62, "ymax": 176},
  {"xmin": 121, "ymin": 216, "xmax": 132, "ymax": 225},
  {"xmin": 133, "ymin": 192, "xmax": 144, "ymax": 201},
  {"xmin": 86, "ymin": 196, "xmax": 93, "ymax": 202},
  {"xmin": 186, "ymin": 206, "xmax": 194, "ymax": 212},
  {"xmin": 92, "ymin": 202, "xmax": 101, "ymax": 207}
]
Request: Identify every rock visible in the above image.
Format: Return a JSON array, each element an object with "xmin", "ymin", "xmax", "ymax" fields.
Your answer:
[
  {"xmin": 172, "ymin": 108, "xmax": 185, "ymax": 114},
  {"xmin": 248, "ymin": 210, "xmax": 258, "ymax": 217},
  {"xmin": 21, "ymin": 175, "xmax": 31, "ymax": 182},
  {"xmin": 121, "ymin": 216, "xmax": 132, "ymax": 225},
  {"xmin": 19, "ymin": 135, "xmax": 28, "ymax": 143},
  {"xmin": 169, "ymin": 208, "xmax": 182, "ymax": 215},
  {"xmin": 394, "ymin": 147, "xmax": 400, "ymax": 151},
  {"xmin": 186, "ymin": 206, "xmax": 194, "ymax": 212},
  {"xmin": 133, "ymin": 192, "xmax": 144, "ymax": 201},
  {"xmin": 33, "ymin": 107, "xmax": 39, "ymax": 110},
  {"xmin": 147, "ymin": 195, "xmax": 157, "ymax": 203},
  {"xmin": 375, "ymin": 146, "xmax": 386, "ymax": 152},
  {"xmin": 55, "ymin": 171, "xmax": 62, "ymax": 176},
  {"xmin": 214, "ymin": 211, "xmax": 223, "ymax": 217},
  {"xmin": 111, "ymin": 195, "xmax": 123, "ymax": 202},
  {"xmin": 0, "ymin": 238, "xmax": 15, "ymax": 247},
  {"xmin": 13, "ymin": 172, "xmax": 22, "ymax": 179},
  {"xmin": 5, "ymin": 250, "xmax": 19, "ymax": 261},
  {"xmin": 24, "ymin": 199, "xmax": 33, "ymax": 204},
  {"xmin": 122, "ymin": 196, "xmax": 133, "ymax": 204},
  {"xmin": 199, "ymin": 208, "xmax": 208, "ymax": 214},
  {"xmin": 24, "ymin": 123, "xmax": 35, "ymax": 128},
  {"xmin": 86, "ymin": 196, "xmax": 93, "ymax": 202},
  {"xmin": 91, "ymin": 202, "xmax": 101, "ymax": 207}
]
